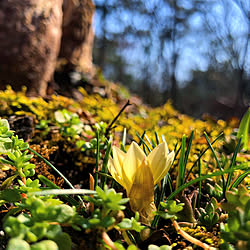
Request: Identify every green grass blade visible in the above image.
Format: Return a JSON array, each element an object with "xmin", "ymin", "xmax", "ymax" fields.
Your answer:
[
  {"xmin": 145, "ymin": 134, "xmax": 153, "ymax": 149},
  {"xmin": 177, "ymin": 135, "xmax": 186, "ymax": 188},
  {"xmin": 154, "ymin": 131, "xmax": 160, "ymax": 145},
  {"xmin": 204, "ymin": 132, "xmax": 226, "ymax": 195},
  {"xmin": 137, "ymin": 131, "xmax": 146, "ymax": 146},
  {"xmin": 167, "ymin": 164, "xmax": 248, "ymax": 201},
  {"xmin": 29, "ymin": 189, "xmax": 96, "ymax": 197},
  {"xmin": 96, "ymin": 171, "xmax": 113, "ymax": 179},
  {"xmin": 167, "ymin": 173, "xmax": 173, "ymax": 194},
  {"xmin": 230, "ymin": 169, "xmax": 250, "ymax": 190},
  {"xmin": 94, "ymin": 130, "xmax": 100, "ymax": 189},
  {"xmin": 197, "ymin": 157, "xmax": 201, "ymax": 208},
  {"xmin": 121, "ymin": 128, "xmax": 127, "ymax": 152},
  {"xmin": 28, "ymin": 147, "xmax": 75, "ymax": 190},
  {"xmin": 184, "ymin": 130, "xmax": 194, "ymax": 167},
  {"xmin": 101, "ymin": 141, "xmax": 112, "ymax": 189},
  {"xmin": 185, "ymin": 133, "xmax": 223, "ymax": 182},
  {"xmin": 151, "ymin": 138, "xmax": 157, "ymax": 148},
  {"xmin": 155, "ymin": 174, "xmax": 168, "ymax": 209},
  {"xmin": 237, "ymin": 107, "xmax": 250, "ymax": 151},
  {"xmin": 161, "ymin": 135, "xmax": 166, "ymax": 143},
  {"xmin": 225, "ymin": 137, "xmax": 242, "ymax": 191},
  {"xmin": 28, "ymin": 147, "xmax": 84, "ymax": 205},
  {"xmin": 38, "ymin": 175, "xmax": 79, "ymax": 206},
  {"xmin": 136, "ymin": 131, "xmax": 151, "ymax": 154}
]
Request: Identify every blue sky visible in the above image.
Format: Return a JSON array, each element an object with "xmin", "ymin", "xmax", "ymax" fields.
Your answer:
[{"xmin": 93, "ymin": 0, "xmax": 249, "ymax": 88}]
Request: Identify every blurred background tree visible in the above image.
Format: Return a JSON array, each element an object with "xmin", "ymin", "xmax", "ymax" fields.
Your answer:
[{"xmin": 93, "ymin": 0, "xmax": 250, "ymax": 119}]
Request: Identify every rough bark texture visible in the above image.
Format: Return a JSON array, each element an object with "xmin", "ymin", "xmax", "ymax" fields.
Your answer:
[
  {"xmin": 0, "ymin": 0, "xmax": 95, "ymax": 96},
  {"xmin": 59, "ymin": 0, "xmax": 95, "ymax": 76},
  {"xmin": 0, "ymin": 0, "xmax": 63, "ymax": 96}
]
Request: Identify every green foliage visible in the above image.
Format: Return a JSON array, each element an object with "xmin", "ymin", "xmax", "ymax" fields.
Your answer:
[
  {"xmin": 54, "ymin": 109, "xmax": 83, "ymax": 137},
  {"xmin": 237, "ymin": 107, "xmax": 250, "ymax": 151},
  {"xmin": 3, "ymin": 196, "xmax": 75, "ymax": 249},
  {"xmin": 0, "ymin": 89, "xmax": 249, "ymax": 249},
  {"xmin": 0, "ymin": 119, "xmax": 13, "ymax": 154},
  {"xmin": 116, "ymin": 212, "xmax": 145, "ymax": 232},
  {"xmin": 76, "ymin": 121, "xmax": 109, "ymax": 152},
  {"xmin": 0, "ymin": 118, "xmax": 35, "ymax": 178},
  {"xmin": 148, "ymin": 245, "xmax": 172, "ymax": 250},
  {"xmin": 3, "ymin": 187, "xmax": 104, "ymax": 248},
  {"xmin": 0, "ymin": 189, "xmax": 21, "ymax": 203},
  {"xmin": 84, "ymin": 186, "xmax": 129, "ymax": 216},
  {"xmin": 35, "ymin": 120, "xmax": 50, "ymax": 137},
  {"xmin": 197, "ymin": 197, "xmax": 220, "ymax": 228},
  {"xmin": 205, "ymin": 182, "xmax": 223, "ymax": 201},
  {"xmin": 155, "ymin": 200, "xmax": 184, "ymax": 220},
  {"xmin": 220, "ymin": 185, "xmax": 250, "ymax": 249}
]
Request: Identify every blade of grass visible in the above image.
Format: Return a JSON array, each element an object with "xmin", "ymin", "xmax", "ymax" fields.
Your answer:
[
  {"xmin": 136, "ymin": 131, "xmax": 151, "ymax": 154},
  {"xmin": 184, "ymin": 130, "xmax": 194, "ymax": 167},
  {"xmin": 137, "ymin": 131, "xmax": 146, "ymax": 146},
  {"xmin": 145, "ymin": 134, "xmax": 153, "ymax": 149},
  {"xmin": 204, "ymin": 132, "xmax": 226, "ymax": 196},
  {"xmin": 197, "ymin": 157, "xmax": 201, "ymax": 208},
  {"xmin": 177, "ymin": 135, "xmax": 186, "ymax": 188},
  {"xmin": 161, "ymin": 135, "xmax": 166, "ymax": 143},
  {"xmin": 94, "ymin": 130, "xmax": 100, "ymax": 189},
  {"xmin": 167, "ymin": 173, "xmax": 173, "ymax": 194},
  {"xmin": 230, "ymin": 168, "xmax": 250, "ymax": 189},
  {"xmin": 185, "ymin": 132, "xmax": 223, "ymax": 182},
  {"xmin": 166, "ymin": 164, "xmax": 248, "ymax": 201},
  {"xmin": 29, "ymin": 189, "xmax": 96, "ymax": 196},
  {"xmin": 225, "ymin": 137, "xmax": 242, "ymax": 191},
  {"xmin": 151, "ymin": 137, "xmax": 157, "ymax": 148},
  {"xmin": 121, "ymin": 128, "xmax": 127, "ymax": 153},
  {"xmin": 38, "ymin": 175, "xmax": 79, "ymax": 206},
  {"xmin": 152, "ymin": 174, "xmax": 168, "ymax": 228},
  {"xmin": 158, "ymin": 174, "xmax": 168, "ymax": 207},
  {"xmin": 155, "ymin": 131, "xmax": 160, "ymax": 145},
  {"xmin": 101, "ymin": 141, "xmax": 112, "ymax": 189},
  {"xmin": 237, "ymin": 107, "xmax": 250, "ymax": 151},
  {"xmin": 28, "ymin": 147, "xmax": 75, "ymax": 190},
  {"xmin": 96, "ymin": 171, "xmax": 113, "ymax": 179},
  {"xmin": 152, "ymin": 174, "xmax": 173, "ymax": 228},
  {"xmin": 28, "ymin": 147, "xmax": 84, "ymax": 205}
]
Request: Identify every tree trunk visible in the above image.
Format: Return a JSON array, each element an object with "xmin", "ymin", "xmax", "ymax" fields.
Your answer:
[
  {"xmin": 59, "ymin": 0, "xmax": 95, "ymax": 76},
  {"xmin": 235, "ymin": 68, "xmax": 246, "ymax": 108},
  {"xmin": 0, "ymin": 0, "xmax": 95, "ymax": 96},
  {"xmin": 0, "ymin": 0, "xmax": 63, "ymax": 96}
]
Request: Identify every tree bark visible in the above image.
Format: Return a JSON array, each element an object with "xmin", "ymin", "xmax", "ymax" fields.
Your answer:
[
  {"xmin": 0, "ymin": 0, "xmax": 95, "ymax": 96},
  {"xmin": 0, "ymin": 0, "xmax": 63, "ymax": 96},
  {"xmin": 59, "ymin": 0, "xmax": 95, "ymax": 76}
]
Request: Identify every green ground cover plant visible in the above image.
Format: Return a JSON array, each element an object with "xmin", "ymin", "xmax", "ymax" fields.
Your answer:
[{"xmin": 0, "ymin": 85, "xmax": 249, "ymax": 250}]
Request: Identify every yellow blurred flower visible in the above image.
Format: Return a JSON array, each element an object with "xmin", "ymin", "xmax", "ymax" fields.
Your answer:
[{"xmin": 108, "ymin": 141, "xmax": 175, "ymax": 222}]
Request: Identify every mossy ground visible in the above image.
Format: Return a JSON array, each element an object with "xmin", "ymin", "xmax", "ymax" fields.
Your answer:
[{"xmin": 0, "ymin": 78, "xmax": 249, "ymax": 249}]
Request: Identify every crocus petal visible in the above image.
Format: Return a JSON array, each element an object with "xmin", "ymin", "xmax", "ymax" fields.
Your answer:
[
  {"xmin": 122, "ymin": 141, "xmax": 146, "ymax": 183},
  {"xmin": 140, "ymin": 200, "xmax": 157, "ymax": 225},
  {"xmin": 112, "ymin": 146, "xmax": 126, "ymax": 178},
  {"xmin": 147, "ymin": 142, "xmax": 175, "ymax": 185},
  {"xmin": 154, "ymin": 150, "xmax": 175, "ymax": 185},
  {"xmin": 109, "ymin": 146, "xmax": 131, "ymax": 192},
  {"xmin": 108, "ymin": 156, "xmax": 126, "ymax": 188},
  {"xmin": 128, "ymin": 158, "xmax": 154, "ymax": 213}
]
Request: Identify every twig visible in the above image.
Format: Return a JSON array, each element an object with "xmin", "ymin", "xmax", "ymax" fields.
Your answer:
[
  {"xmin": 102, "ymin": 231, "xmax": 118, "ymax": 250},
  {"xmin": 171, "ymin": 219, "xmax": 216, "ymax": 250},
  {"xmin": 105, "ymin": 100, "xmax": 132, "ymax": 137}
]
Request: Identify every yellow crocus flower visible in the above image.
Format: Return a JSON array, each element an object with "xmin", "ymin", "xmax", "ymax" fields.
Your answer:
[{"xmin": 108, "ymin": 141, "xmax": 175, "ymax": 222}]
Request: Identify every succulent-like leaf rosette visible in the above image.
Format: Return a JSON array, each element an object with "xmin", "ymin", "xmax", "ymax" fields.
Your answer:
[{"xmin": 108, "ymin": 141, "xmax": 175, "ymax": 222}]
